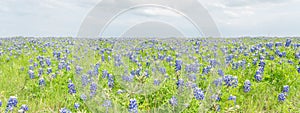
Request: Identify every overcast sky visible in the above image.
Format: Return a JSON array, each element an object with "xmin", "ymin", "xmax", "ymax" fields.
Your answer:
[{"xmin": 0, "ymin": 0, "xmax": 300, "ymax": 37}]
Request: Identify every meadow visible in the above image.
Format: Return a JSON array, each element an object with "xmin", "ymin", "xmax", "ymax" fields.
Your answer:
[{"xmin": 0, "ymin": 37, "xmax": 299, "ymax": 113}]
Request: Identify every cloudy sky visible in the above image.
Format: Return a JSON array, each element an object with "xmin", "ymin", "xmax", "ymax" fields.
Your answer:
[{"xmin": 0, "ymin": 0, "xmax": 300, "ymax": 37}]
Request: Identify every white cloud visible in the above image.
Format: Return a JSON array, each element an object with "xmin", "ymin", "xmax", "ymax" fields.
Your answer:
[{"xmin": 0, "ymin": 0, "xmax": 300, "ymax": 37}]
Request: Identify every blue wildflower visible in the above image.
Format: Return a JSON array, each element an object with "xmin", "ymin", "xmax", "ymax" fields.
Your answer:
[
  {"xmin": 90, "ymin": 82, "xmax": 97, "ymax": 97},
  {"xmin": 39, "ymin": 78, "xmax": 45, "ymax": 86},
  {"xmin": 213, "ymin": 78, "xmax": 222, "ymax": 87},
  {"xmin": 47, "ymin": 68, "xmax": 52, "ymax": 74},
  {"xmin": 60, "ymin": 107, "xmax": 72, "ymax": 113},
  {"xmin": 81, "ymin": 75, "xmax": 88, "ymax": 87},
  {"xmin": 129, "ymin": 99, "xmax": 138, "ymax": 113},
  {"xmin": 20, "ymin": 104, "xmax": 29, "ymax": 111},
  {"xmin": 282, "ymin": 85, "xmax": 289, "ymax": 93},
  {"xmin": 28, "ymin": 70, "xmax": 34, "ymax": 79},
  {"xmin": 218, "ymin": 69, "xmax": 224, "ymax": 76},
  {"xmin": 68, "ymin": 82, "xmax": 76, "ymax": 94},
  {"xmin": 278, "ymin": 93, "xmax": 286, "ymax": 102},
  {"xmin": 285, "ymin": 39, "xmax": 292, "ymax": 47},
  {"xmin": 108, "ymin": 74, "xmax": 114, "ymax": 88},
  {"xmin": 193, "ymin": 88, "xmax": 205, "ymax": 100},
  {"xmin": 74, "ymin": 103, "xmax": 80, "ymax": 109},
  {"xmin": 175, "ymin": 60, "xmax": 182, "ymax": 72},
  {"xmin": 80, "ymin": 94, "xmax": 87, "ymax": 101},
  {"xmin": 153, "ymin": 79, "xmax": 160, "ymax": 86},
  {"xmin": 176, "ymin": 79, "xmax": 184, "ymax": 88},
  {"xmin": 102, "ymin": 100, "xmax": 112, "ymax": 108},
  {"xmin": 228, "ymin": 95, "xmax": 236, "ymax": 105},
  {"xmin": 6, "ymin": 96, "xmax": 18, "ymax": 111},
  {"xmin": 254, "ymin": 74, "xmax": 262, "ymax": 82},
  {"xmin": 169, "ymin": 96, "xmax": 177, "ymax": 106},
  {"xmin": 244, "ymin": 80, "xmax": 251, "ymax": 92}
]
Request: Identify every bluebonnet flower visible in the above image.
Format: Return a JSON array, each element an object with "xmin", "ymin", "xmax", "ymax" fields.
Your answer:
[
  {"xmin": 39, "ymin": 78, "xmax": 45, "ymax": 86},
  {"xmin": 254, "ymin": 74, "xmax": 262, "ymax": 82},
  {"xmin": 46, "ymin": 58, "xmax": 51, "ymax": 66},
  {"xmin": 297, "ymin": 67, "xmax": 300, "ymax": 73},
  {"xmin": 228, "ymin": 95, "xmax": 237, "ymax": 104},
  {"xmin": 102, "ymin": 70, "xmax": 108, "ymax": 78},
  {"xmin": 223, "ymin": 75, "xmax": 238, "ymax": 87},
  {"xmin": 6, "ymin": 96, "xmax": 18, "ymax": 111},
  {"xmin": 285, "ymin": 39, "xmax": 292, "ymax": 47},
  {"xmin": 166, "ymin": 56, "xmax": 172, "ymax": 62},
  {"xmin": 188, "ymin": 74, "xmax": 197, "ymax": 81},
  {"xmin": 146, "ymin": 62, "xmax": 150, "ymax": 66},
  {"xmin": 244, "ymin": 80, "xmax": 251, "ymax": 92},
  {"xmin": 90, "ymin": 82, "xmax": 97, "ymax": 97},
  {"xmin": 159, "ymin": 67, "xmax": 166, "ymax": 74},
  {"xmin": 259, "ymin": 60, "xmax": 265, "ymax": 67},
  {"xmin": 74, "ymin": 103, "xmax": 80, "ymax": 109},
  {"xmin": 153, "ymin": 79, "xmax": 160, "ymax": 86},
  {"xmin": 270, "ymin": 56, "xmax": 274, "ymax": 60},
  {"xmin": 295, "ymin": 53, "xmax": 300, "ymax": 59},
  {"xmin": 29, "ymin": 65, "xmax": 34, "ymax": 70},
  {"xmin": 202, "ymin": 66, "xmax": 211, "ymax": 74},
  {"xmin": 66, "ymin": 65, "xmax": 71, "ymax": 71},
  {"xmin": 278, "ymin": 93, "xmax": 286, "ymax": 102},
  {"xmin": 218, "ymin": 69, "xmax": 224, "ymax": 76},
  {"xmin": 266, "ymin": 42, "xmax": 273, "ymax": 49},
  {"xmin": 68, "ymin": 82, "xmax": 76, "ymax": 94},
  {"xmin": 102, "ymin": 100, "xmax": 112, "ymax": 107},
  {"xmin": 211, "ymin": 94, "xmax": 221, "ymax": 101},
  {"xmin": 75, "ymin": 66, "xmax": 82, "ymax": 75},
  {"xmin": 58, "ymin": 63, "xmax": 63, "ymax": 70},
  {"xmin": 80, "ymin": 94, "xmax": 87, "ymax": 101},
  {"xmin": 282, "ymin": 85, "xmax": 289, "ymax": 93},
  {"xmin": 129, "ymin": 99, "xmax": 138, "ymax": 113},
  {"xmin": 28, "ymin": 70, "xmax": 34, "ymax": 79},
  {"xmin": 0, "ymin": 100, "xmax": 2, "ymax": 107},
  {"xmin": 193, "ymin": 88, "xmax": 205, "ymax": 100},
  {"xmin": 108, "ymin": 74, "xmax": 114, "ymax": 88},
  {"xmin": 176, "ymin": 79, "xmax": 184, "ymax": 88},
  {"xmin": 169, "ymin": 96, "xmax": 177, "ymax": 106},
  {"xmin": 81, "ymin": 75, "xmax": 88, "ymax": 87},
  {"xmin": 213, "ymin": 78, "xmax": 222, "ymax": 87},
  {"xmin": 47, "ymin": 68, "xmax": 52, "ymax": 74},
  {"xmin": 102, "ymin": 55, "xmax": 105, "ymax": 62},
  {"xmin": 144, "ymin": 70, "xmax": 149, "ymax": 78},
  {"xmin": 252, "ymin": 58, "xmax": 258, "ymax": 65},
  {"xmin": 275, "ymin": 42, "xmax": 282, "ymax": 47},
  {"xmin": 60, "ymin": 107, "xmax": 71, "ymax": 113},
  {"xmin": 51, "ymin": 73, "xmax": 56, "ymax": 78},
  {"xmin": 117, "ymin": 89, "xmax": 124, "ymax": 94},
  {"xmin": 38, "ymin": 68, "xmax": 43, "ymax": 76},
  {"xmin": 20, "ymin": 104, "xmax": 29, "ymax": 111},
  {"xmin": 175, "ymin": 60, "xmax": 182, "ymax": 72}
]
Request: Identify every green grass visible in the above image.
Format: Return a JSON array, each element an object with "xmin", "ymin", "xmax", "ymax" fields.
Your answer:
[{"xmin": 0, "ymin": 37, "xmax": 299, "ymax": 112}]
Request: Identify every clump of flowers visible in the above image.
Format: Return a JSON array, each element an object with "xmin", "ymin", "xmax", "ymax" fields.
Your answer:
[
  {"xmin": 129, "ymin": 99, "xmax": 138, "ymax": 113},
  {"xmin": 278, "ymin": 93, "xmax": 286, "ymax": 102},
  {"xmin": 18, "ymin": 104, "xmax": 29, "ymax": 112},
  {"xmin": 6, "ymin": 96, "xmax": 18, "ymax": 112},
  {"xmin": 244, "ymin": 80, "xmax": 251, "ymax": 92},
  {"xmin": 68, "ymin": 80, "xmax": 76, "ymax": 94},
  {"xmin": 60, "ymin": 107, "xmax": 72, "ymax": 113},
  {"xmin": 74, "ymin": 103, "xmax": 80, "ymax": 110},
  {"xmin": 228, "ymin": 95, "xmax": 237, "ymax": 105},
  {"xmin": 169, "ymin": 96, "xmax": 178, "ymax": 106},
  {"xmin": 39, "ymin": 78, "xmax": 45, "ymax": 86},
  {"xmin": 193, "ymin": 88, "xmax": 205, "ymax": 100},
  {"xmin": 223, "ymin": 75, "xmax": 238, "ymax": 87}
]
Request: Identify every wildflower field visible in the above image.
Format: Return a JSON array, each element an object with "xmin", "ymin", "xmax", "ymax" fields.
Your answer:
[{"xmin": 0, "ymin": 37, "xmax": 299, "ymax": 112}]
